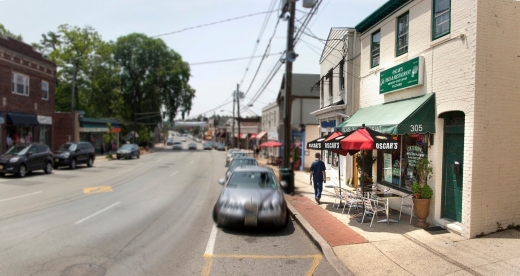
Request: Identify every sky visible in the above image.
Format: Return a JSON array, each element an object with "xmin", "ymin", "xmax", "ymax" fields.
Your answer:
[{"xmin": 0, "ymin": 0, "xmax": 387, "ymax": 120}]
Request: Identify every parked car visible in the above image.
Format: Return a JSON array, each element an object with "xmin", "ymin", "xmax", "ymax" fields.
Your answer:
[
  {"xmin": 54, "ymin": 142, "xmax": 95, "ymax": 169},
  {"xmin": 213, "ymin": 166, "xmax": 289, "ymax": 229},
  {"xmin": 226, "ymin": 149, "xmax": 240, "ymax": 164},
  {"xmin": 116, "ymin": 144, "xmax": 140, "ymax": 159},
  {"xmin": 172, "ymin": 142, "xmax": 183, "ymax": 150},
  {"xmin": 188, "ymin": 143, "xmax": 197, "ymax": 150},
  {"xmin": 203, "ymin": 143, "xmax": 212, "ymax": 150},
  {"xmin": 181, "ymin": 137, "xmax": 187, "ymax": 142},
  {"xmin": 0, "ymin": 143, "xmax": 54, "ymax": 177},
  {"xmin": 227, "ymin": 151, "xmax": 249, "ymax": 166},
  {"xmin": 216, "ymin": 143, "xmax": 226, "ymax": 151},
  {"xmin": 226, "ymin": 157, "xmax": 258, "ymax": 180}
]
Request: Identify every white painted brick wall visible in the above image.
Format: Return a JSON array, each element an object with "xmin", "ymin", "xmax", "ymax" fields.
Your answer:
[{"xmin": 356, "ymin": 0, "xmax": 519, "ymax": 238}]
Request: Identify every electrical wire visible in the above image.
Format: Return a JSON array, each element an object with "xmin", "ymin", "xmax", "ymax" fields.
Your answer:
[
  {"xmin": 190, "ymin": 52, "xmax": 283, "ymax": 66},
  {"xmin": 151, "ymin": 10, "xmax": 277, "ymax": 37}
]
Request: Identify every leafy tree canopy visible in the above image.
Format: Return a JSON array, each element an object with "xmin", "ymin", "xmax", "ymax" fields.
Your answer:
[{"xmin": 0, "ymin": 23, "xmax": 23, "ymax": 41}]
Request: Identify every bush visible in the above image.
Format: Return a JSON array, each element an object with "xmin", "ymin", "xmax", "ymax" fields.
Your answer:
[{"xmin": 421, "ymin": 184, "xmax": 433, "ymax": 199}]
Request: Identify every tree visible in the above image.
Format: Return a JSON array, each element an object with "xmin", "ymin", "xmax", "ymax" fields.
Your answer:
[
  {"xmin": 0, "ymin": 23, "xmax": 23, "ymax": 41},
  {"xmin": 103, "ymin": 123, "xmax": 116, "ymax": 159},
  {"xmin": 32, "ymin": 25, "xmax": 124, "ymax": 119},
  {"xmin": 112, "ymin": 33, "xmax": 195, "ymax": 132}
]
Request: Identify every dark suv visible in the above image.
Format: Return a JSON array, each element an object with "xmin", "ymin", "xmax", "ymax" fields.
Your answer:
[
  {"xmin": 54, "ymin": 142, "xmax": 96, "ymax": 169},
  {"xmin": 0, "ymin": 143, "xmax": 54, "ymax": 177}
]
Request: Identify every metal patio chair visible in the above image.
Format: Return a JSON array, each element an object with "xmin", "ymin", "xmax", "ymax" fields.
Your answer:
[
  {"xmin": 399, "ymin": 193, "xmax": 415, "ymax": 224},
  {"xmin": 361, "ymin": 197, "xmax": 387, "ymax": 227}
]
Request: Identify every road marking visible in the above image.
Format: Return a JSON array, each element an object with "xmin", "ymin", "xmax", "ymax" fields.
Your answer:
[
  {"xmin": 0, "ymin": 191, "xmax": 43, "ymax": 203},
  {"xmin": 117, "ymin": 169, "xmax": 132, "ymax": 174},
  {"xmin": 75, "ymin": 202, "xmax": 121, "ymax": 224},
  {"xmin": 83, "ymin": 186, "xmax": 113, "ymax": 194},
  {"xmin": 170, "ymin": 171, "xmax": 179, "ymax": 177},
  {"xmin": 201, "ymin": 224, "xmax": 218, "ymax": 276}
]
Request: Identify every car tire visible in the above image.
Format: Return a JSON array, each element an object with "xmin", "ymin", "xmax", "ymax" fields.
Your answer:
[
  {"xmin": 87, "ymin": 157, "xmax": 93, "ymax": 167},
  {"xmin": 280, "ymin": 208, "xmax": 290, "ymax": 230},
  {"xmin": 137, "ymin": 153, "xmax": 140, "ymax": 159},
  {"xmin": 117, "ymin": 156, "xmax": 121, "ymax": 160},
  {"xmin": 69, "ymin": 158, "xmax": 77, "ymax": 170},
  {"xmin": 43, "ymin": 162, "xmax": 53, "ymax": 174},
  {"xmin": 18, "ymin": 164, "xmax": 27, "ymax": 178}
]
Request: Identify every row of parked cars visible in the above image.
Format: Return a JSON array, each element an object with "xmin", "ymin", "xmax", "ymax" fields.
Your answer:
[
  {"xmin": 0, "ymin": 142, "xmax": 140, "ymax": 178},
  {"xmin": 212, "ymin": 149, "xmax": 289, "ymax": 230},
  {"xmin": 203, "ymin": 141, "xmax": 225, "ymax": 151}
]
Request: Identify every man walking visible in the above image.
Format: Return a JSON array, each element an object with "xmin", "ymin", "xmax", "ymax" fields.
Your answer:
[{"xmin": 309, "ymin": 153, "xmax": 326, "ymax": 204}]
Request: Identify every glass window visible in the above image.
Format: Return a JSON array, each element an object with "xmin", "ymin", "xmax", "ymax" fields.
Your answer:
[
  {"xmin": 376, "ymin": 134, "xmax": 429, "ymax": 192},
  {"xmin": 396, "ymin": 13, "xmax": 409, "ymax": 56},
  {"xmin": 227, "ymin": 172, "xmax": 277, "ymax": 189},
  {"xmin": 339, "ymin": 61, "xmax": 345, "ymax": 91},
  {"xmin": 41, "ymin": 81, "xmax": 49, "ymax": 100},
  {"xmin": 12, "ymin": 72, "xmax": 30, "ymax": 96},
  {"xmin": 433, "ymin": 0, "xmax": 451, "ymax": 39},
  {"xmin": 328, "ymin": 70, "xmax": 333, "ymax": 98},
  {"xmin": 371, "ymin": 31, "xmax": 381, "ymax": 68}
]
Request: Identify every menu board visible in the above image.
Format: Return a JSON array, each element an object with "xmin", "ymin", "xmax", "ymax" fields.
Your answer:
[
  {"xmin": 383, "ymin": 153, "xmax": 392, "ymax": 183},
  {"xmin": 406, "ymin": 145, "xmax": 425, "ymax": 167}
]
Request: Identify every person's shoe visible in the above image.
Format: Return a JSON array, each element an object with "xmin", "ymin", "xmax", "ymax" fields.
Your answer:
[{"xmin": 316, "ymin": 198, "xmax": 320, "ymax": 205}]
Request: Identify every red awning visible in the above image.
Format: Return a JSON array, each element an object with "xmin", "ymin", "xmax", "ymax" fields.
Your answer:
[{"xmin": 250, "ymin": 133, "xmax": 257, "ymax": 139}]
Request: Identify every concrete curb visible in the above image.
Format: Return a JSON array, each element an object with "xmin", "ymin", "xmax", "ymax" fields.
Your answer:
[{"xmin": 285, "ymin": 199, "xmax": 353, "ymax": 276}]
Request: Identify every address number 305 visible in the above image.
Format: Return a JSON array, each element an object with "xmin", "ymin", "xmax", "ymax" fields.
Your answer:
[{"xmin": 410, "ymin": 124, "xmax": 423, "ymax": 132}]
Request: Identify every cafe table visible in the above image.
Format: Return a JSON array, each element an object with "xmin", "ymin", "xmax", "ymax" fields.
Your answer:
[{"xmin": 375, "ymin": 193, "xmax": 402, "ymax": 223}]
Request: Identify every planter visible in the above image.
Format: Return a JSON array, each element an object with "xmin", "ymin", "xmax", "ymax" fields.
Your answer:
[{"xmin": 412, "ymin": 198, "xmax": 431, "ymax": 228}]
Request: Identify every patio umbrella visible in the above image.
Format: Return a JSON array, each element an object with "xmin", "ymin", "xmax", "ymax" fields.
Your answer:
[
  {"xmin": 306, "ymin": 132, "xmax": 337, "ymax": 150},
  {"xmin": 259, "ymin": 141, "xmax": 282, "ymax": 148}
]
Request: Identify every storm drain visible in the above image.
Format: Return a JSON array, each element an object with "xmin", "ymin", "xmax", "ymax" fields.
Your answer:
[{"xmin": 64, "ymin": 264, "xmax": 106, "ymax": 276}]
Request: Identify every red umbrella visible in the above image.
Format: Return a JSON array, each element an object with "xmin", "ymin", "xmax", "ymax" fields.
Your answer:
[
  {"xmin": 259, "ymin": 141, "xmax": 282, "ymax": 148},
  {"xmin": 340, "ymin": 127, "xmax": 398, "ymax": 151}
]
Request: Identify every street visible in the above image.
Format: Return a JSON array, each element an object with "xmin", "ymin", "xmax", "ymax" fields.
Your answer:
[{"xmin": 0, "ymin": 134, "xmax": 338, "ymax": 276}]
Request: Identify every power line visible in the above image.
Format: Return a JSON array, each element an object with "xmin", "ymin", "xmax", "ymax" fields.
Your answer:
[
  {"xmin": 151, "ymin": 10, "xmax": 277, "ymax": 37},
  {"xmin": 190, "ymin": 52, "xmax": 283, "ymax": 66}
]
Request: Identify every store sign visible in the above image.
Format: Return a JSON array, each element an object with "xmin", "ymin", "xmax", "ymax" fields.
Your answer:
[
  {"xmin": 321, "ymin": 120, "xmax": 336, "ymax": 128},
  {"xmin": 380, "ymin": 56, "xmax": 424, "ymax": 94},
  {"xmin": 375, "ymin": 142, "xmax": 399, "ymax": 150},
  {"xmin": 267, "ymin": 132, "xmax": 278, "ymax": 141},
  {"xmin": 37, "ymin": 115, "xmax": 53, "ymax": 125}
]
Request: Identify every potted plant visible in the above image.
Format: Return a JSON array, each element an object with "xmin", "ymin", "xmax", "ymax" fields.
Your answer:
[
  {"xmin": 356, "ymin": 151, "xmax": 376, "ymax": 185},
  {"xmin": 412, "ymin": 157, "xmax": 433, "ymax": 228}
]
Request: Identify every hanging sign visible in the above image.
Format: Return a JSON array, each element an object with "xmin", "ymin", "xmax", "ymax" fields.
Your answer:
[{"xmin": 380, "ymin": 56, "xmax": 424, "ymax": 94}]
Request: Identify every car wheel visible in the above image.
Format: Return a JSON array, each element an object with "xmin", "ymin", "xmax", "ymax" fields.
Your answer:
[
  {"xmin": 280, "ymin": 207, "xmax": 290, "ymax": 230},
  {"xmin": 44, "ymin": 162, "xmax": 53, "ymax": 174},
  {"xmin": 117, "ymin": 156, "xmax": 121, "ymax": 160},
  {"xmin": 18, "ymin": 164, "xmax": 27, "ymax": 178},
  {"xmin": 87, "ymin": 157, "xmax": 93, "ymax": 167},
  {"xmin": 69, "ymin": 158, "xmax": 77, "ymax": 170},
  {"xmin": 137, "ymin": 153, "xmax": 140, "ymax": 159}
]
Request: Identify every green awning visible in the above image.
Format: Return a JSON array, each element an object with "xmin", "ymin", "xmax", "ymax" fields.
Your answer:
[{"xmin": 335, "ymin": 93, "xmax": 436, "ymax": 135}]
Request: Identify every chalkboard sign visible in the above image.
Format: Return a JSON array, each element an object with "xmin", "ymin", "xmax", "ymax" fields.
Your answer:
[{"xmin": 406, "ymin": 145, "xmax": 425, "ymax": 167}]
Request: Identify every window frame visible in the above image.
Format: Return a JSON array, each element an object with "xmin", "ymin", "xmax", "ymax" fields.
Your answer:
[
  {"xmin": 371, "ymin": 30, "xmax": 381, "ymax": 68},
  {"xmin": 432, "ymin": 0, "xmax": 451, "ymax": 40},
  {"xmin": 41, "ymin": 80, "xmax": 49, "ymax": 100},
  {"xmin": 11, "ymin": 72, "xmax": 30, "ymax": 96},
  {"xmin": 327, "ymin": 70, "xmax": 333, "ymax": 98},
  {"xmin": 396, "ymin": 12, "xmax": 409, "ymax": 57},
  {"xmin": 339, "ymin": 60, "xmax": 345, "ymax": 91}
]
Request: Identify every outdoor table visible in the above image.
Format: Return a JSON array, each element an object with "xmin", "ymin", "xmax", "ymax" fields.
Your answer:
[{"xmin": 375, "ymin": 193, "xmax": 402, "ymax": 223}]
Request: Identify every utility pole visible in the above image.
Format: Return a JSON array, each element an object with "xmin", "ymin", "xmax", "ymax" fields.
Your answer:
[
  {"xmin": 232, "ymin": 89, "xmax": 236, "ymax": 149},
  {"xmin": 237, "ymin": 83, "xmax": 241, "ymax": 149},
  {"xmin": 282, "ymin": 1, "xmax": 295, "ymax": 169}
]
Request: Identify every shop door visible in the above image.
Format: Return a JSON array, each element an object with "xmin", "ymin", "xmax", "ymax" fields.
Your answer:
[{"xmin": 441, "ymin": 114, "xmax": 464, "ymax": 222}]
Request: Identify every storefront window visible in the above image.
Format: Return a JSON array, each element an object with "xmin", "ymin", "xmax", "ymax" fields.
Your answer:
[
  {"xmin": 377, "ymin": 134, "xmax": 429, "ymax": 192},
  {"xmin": 331, "ymin": 152, "xmax": 339, "ymax": 168}
]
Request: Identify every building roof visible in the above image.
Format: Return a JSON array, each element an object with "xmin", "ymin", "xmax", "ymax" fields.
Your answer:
[
  {"xmin": 277, "ymin": 73, "xmax": 320, "ymax": 101},
  {"xmin": 355, "ymin": 0, "xmax": 412, "ymax": 34},
  {"xmin": 320, "ymin": 28, "xmax": 350, "ymax": 64},
  {"xmin": 0, "ymin": 36, "xmax": 56, "ymax": 67}
]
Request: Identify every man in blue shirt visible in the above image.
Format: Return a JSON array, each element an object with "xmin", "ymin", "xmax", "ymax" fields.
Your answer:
[{"xmin": 309, "ymin": 153, "xmax": 326, "ymax": 204}]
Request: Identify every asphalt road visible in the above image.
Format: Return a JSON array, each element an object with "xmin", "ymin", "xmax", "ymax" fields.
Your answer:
[{"xmin": 0, "ymin": 133, "xmax": 338, "ymax": 276}]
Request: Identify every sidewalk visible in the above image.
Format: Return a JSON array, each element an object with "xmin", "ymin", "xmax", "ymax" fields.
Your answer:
[{"xmin": 257, "ymin": 157, "xmax": 520, "ymax": 276}]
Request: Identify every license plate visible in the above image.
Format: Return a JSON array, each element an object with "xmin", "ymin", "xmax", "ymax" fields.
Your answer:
[{"xmin": 244, "ymin": 214, "xmax": 257, "ymax": 226}]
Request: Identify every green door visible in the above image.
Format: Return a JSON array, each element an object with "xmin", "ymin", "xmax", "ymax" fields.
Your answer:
[{"xmin": 441, "ymin": 113, "xmax": 464, "ymax": 222}]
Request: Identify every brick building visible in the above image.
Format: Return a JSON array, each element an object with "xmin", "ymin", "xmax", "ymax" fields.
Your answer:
[
  {"xmin": 0, "ymin": 36, "xmax": 56, "ymax": 154},
  {"xmin": 333, "ymin": 0, "xmax": 519, "ymax": 237}
]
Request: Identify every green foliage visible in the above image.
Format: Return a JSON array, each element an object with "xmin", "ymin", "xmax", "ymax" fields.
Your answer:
[
  {"xmin": 103, "ymin": 123, "xmax": 115, "ymax": 157},
  {"xmin": 137, "ymin": 125, "xmax": 152, "ymax": 147},
  {"xmin": 192, "ymin": 126, "xmax": 200, "ymax": 136},
  {"xmin": 497, "ymin": 222, "xmax": 503, "ymax": 231},
  {"xmin": 355, "ymin": 151, "xmax": 377, "ymax": 178},
  {"xmin": 0, "ymin": 23, "xmax": 23, "ymax": 41},
  {"xmin": 412, "ymin": 183, "xmax": 422, "ymax": 194},
  {"xmin": 415, "ymin": 157, "xmax": 433, "ymax": 185},
  {"xmin": 421, "ymin": 184, "xmax": 433, "ymax": 199}
]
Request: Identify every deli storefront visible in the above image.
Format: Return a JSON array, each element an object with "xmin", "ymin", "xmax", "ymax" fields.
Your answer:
[{"xmin": 335, "ymin": 93, "xmax": 435, "ymax": 193}]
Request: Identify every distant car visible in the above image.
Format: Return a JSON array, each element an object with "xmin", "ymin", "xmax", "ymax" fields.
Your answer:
[
  {"xmin": 203, "ymin": 143, "xmax": 212, "ymax": 150},
  {"xmin": 0, "ymin": 143, "xmax": 54, "ymax": 177},
  {"xmin": 54, "ymin": 142, "xmax": 95, "ymax": 169},
  {"xmin": 188, "ymin": 143, "xmax": 197, "ymax": 150},
  {"xmin": 216, "ymin": 143, "xmax": 225, "ymax": 151},
  {"xmin": 166, "ymin": 138, "xmax": 174, "ymax": 145},
  {"xmin": 227, "ymin": 151, "xmax": 249, "ymax": 166},
  {"xmin": 116, "ymin": 144, "xmax": 140, "ymax": 159},
  {"xmin": 226, "ymin": 157, "xmax": 258, "ymax": 180},
  {"xmin": 172, "ymin": 142, "xmax": 182, "ymax": 150},
  {"xmin": 213, "ymin": 166, "xmax": 289, "ymax": 229},
  {"xmin": 226, "ymin": 149, "xmax": 240, "ymax": 164},
  {"xmin": 181, "ymin": 137, "xmax": 187, "ymax": 142}
]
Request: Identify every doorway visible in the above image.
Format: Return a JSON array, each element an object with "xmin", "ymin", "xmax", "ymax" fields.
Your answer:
[{"xmin": 441, "ymin": 112, "xmax": 465, "ymax": 222}]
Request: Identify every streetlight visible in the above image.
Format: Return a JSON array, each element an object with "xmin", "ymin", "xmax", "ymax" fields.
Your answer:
[{"xmin": 70, "ymin": 53, "xmax": 102, "ymax": 142}]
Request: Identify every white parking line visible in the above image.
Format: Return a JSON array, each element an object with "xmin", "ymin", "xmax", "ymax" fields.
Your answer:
[
  {"xmin": 0, "ymin": 191, "xmax": 43, "ymax": 203},
  {"xmin": 170, "ymin": 171, "xmax": 179, "ymax": 177},
  {"xmin": 75, "ymin": 202, "xmax": 121, "ymax": 224},
  {"xmin": 205, "ymin": 224, "xmax": 218, "ymax": 256},
  {"xmin": 117, "ymin": 169, "xmax": 132, "ymax": 174}
]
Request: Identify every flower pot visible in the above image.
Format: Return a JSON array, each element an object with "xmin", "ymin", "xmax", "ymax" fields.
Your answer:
[{"xmin": 412, "ymin": 198, "xmax": 431, "ymax": 228}]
